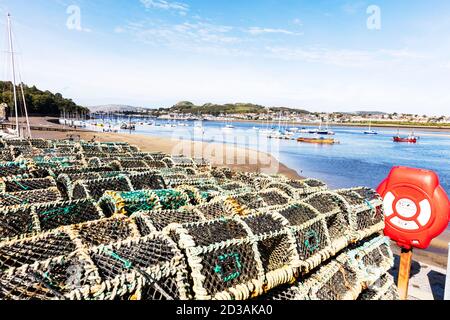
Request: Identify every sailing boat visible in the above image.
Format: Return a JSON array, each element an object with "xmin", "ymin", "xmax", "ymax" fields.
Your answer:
[
  {"xmin": 1, "ymin": 13, "xmax": 31, "ymax": 139},
  {"xmin": 317, "ymin": 118, "xmax": 335, "ymax": 135},
  {"xmin": 364, "ymin": 121, "xmax": 378, "ymax": 135}
]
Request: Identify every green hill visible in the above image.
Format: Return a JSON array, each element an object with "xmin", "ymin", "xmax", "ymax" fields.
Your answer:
[
  {"xmin": 0, "ymin": 81, "xmax": 88, "ymax": 117},
  {"xmin": 169, "ymin": 101, "xmax": 309, "ymax": 116}
]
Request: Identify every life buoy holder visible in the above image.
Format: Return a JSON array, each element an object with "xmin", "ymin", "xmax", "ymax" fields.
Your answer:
[{"xmin": 377, "ymin": 166, "xmax": 450, "ymax": 249}]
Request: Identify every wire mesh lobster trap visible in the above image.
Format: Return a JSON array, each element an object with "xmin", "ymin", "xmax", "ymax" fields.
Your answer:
[
  {"xmin": 0, "ymin": 187, "xmax": 63, "ymax": 209},
  {"xmin": 0, "ymin": 199, "xmax": 104, "ymax": 241},
  {"xmin": 357, "ymin": 273, "xmax": 400, "ymax": 300},
  {"xmin": 70, "ymin": 175, "xmax": 134, "ymax": 201},
  {"xmin": 0, "ymin": 161, "xmax": 31, "ymax": 178},
  {"xmin": 165, "ymin": 218, "xmax": 266, "ymax": 300},
  {"xmin": 0, "ymin": 177, "xmax": 57, "ymax": 193},
  {"xmin": 126, "ymin": 172, "xmax": 166, "ymax": 191},
  {"xmin": 132, "ymin": 208, "xmax": 205, "ymax": 234},
  {"xmin": 68, "ymin": 233, "xmax": 191, "ymax": 300},
  {"xmin": 274, "ymin": 202, "xmax": 333, "ymax": 272}
]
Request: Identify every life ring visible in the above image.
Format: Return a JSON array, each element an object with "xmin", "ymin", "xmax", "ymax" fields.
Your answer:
[{"xmin": 377, "ymin": 166, "xmax": 450, "ymax": 249}]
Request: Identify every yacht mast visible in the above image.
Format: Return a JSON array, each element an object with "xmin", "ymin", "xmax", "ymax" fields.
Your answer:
[{"xmin": 7, "ymin": 13, "xmax": 20, "ymax": 137}]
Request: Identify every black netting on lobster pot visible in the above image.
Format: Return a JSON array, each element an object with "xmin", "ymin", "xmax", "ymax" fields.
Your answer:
[
  {"xmin": 303, "ymin": 192, "xmax": 350, "ymax": 250},
  {"xmin": 194, "ymin": 200, "xmax": 236, "ymax": 220},
  {"xmin": 72, "ymin": 176, "xmax": 133, "ymax": 201},
  {"xmin": 133, "ymin": 209, "xmax": 203, "ymax": 234},
  {"xmin": 145, "ymin": 160, "xmax": 168, "ymax": 169},
  {"xmin": 183, "ymin": 219, "xmax": 249, "ymax": 247},
  {"xmin": 148, "ymin": 153, "xmax": 169, "ymax": 161},
  {"xmin": 5, "ymin": 139, "xmax": 31, "ymax": 147},
  {"xmin": 0, "ymin": 161, "xmax": 29, "ymax": 178},
  {"xmin": 2, "ymin": 177, "xmax": 57, "ymax": 193},
  {"xmin": 277, "ymin": 203, "xmax": 331, "ymax": 270},
  {"xmin": 339, "ymin": 188, "xmax": 384, "ymax": 238},
  {"xmin": 127, "ymin": 172, "xmax": 166, "ymax": 190},
  {"xmin": 257, "ymin": 189, "xmax": 291, "ymax": 207},
  {"xmin": 73, "ymin": 217, "xmax": 139, "ymax": 247},
  {"xmin": 29, "ymin": 139, "xmax": 51, "ymax": 149},
  {"xmin": 307, "ymin": 257, "xmax": 361, "ymax": 300},
  {"xmin": 196, "ymin": 243, "xmax": 261, "ymax": 299},
  {"xmin": 35, "ymin": 199, "xmax": 104, "ymax": 232},
  {"xmin": 118, "ymin": 159, "xmax": 149, "ymax": 169},
  {"xmin": 0, "ymin": 150, "xmax": 13, "ymax": 161},
  {"xmin": 0, "ymin": 271, "xmax": 64, "ymax": 300},
  {"xmin": 138, "ymin": 275, "xmax": 185, "ymax": 300},
  {"xmin": 0, "ymin": 206, "xmax": 35, "ymax": 241},
  {"xmin": 231, "ymin": 193, "xmax": 266, "ymax": 210},
  {"xmin": 0, "ymin": 231, "xmax": 76, "ymax": 272},
  {"xmin": 0, "ymin": 188, "xmax": 62, "ymax": 208},
  {"xmin": 359, "ymin": 237, "xmax": 393, "ymax": 276},
  {"xmin": 89, "ymin": 235, "xmax": 182, "ymax": 283},
  {"xmin": 256, "ymin": 283, "xmax": 308, "ymax": 300},
  {"xmin": 358, "ymin": 273, "xmax": 399, "ymax": 301}
]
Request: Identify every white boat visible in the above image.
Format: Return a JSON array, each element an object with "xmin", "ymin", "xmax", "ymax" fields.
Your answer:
[
  {"xmin": 222, "ymin": 124, "xmax": 235, "ymax": 130},
  {"xmin": 364, "ymin": 122, "xmax": 378, "ymax": 135}
]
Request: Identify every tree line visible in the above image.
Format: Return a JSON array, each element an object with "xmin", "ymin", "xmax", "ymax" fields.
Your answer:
[{"xmin": 0, "ymin": 81, "xmax": 89, "ymax": 117}]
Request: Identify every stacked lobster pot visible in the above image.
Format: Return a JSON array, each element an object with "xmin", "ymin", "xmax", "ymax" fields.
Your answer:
[{"xmin": 0, "ymin": 138, "xmax": 399, "ymax": 300}]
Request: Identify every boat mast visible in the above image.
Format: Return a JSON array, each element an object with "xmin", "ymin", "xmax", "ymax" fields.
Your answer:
[{"xmin": 7, "ymin": 13, "xmax": 20, "ymax": 137}]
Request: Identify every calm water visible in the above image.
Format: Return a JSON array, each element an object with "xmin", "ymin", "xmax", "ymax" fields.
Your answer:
[{"xmin": 92, "ymin": 118, "xmax": 450, "ymax": 194}]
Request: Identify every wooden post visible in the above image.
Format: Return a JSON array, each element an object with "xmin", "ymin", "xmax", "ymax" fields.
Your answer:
[{"xmin": 397, "ymin": 248, "xmax": 413, "ymax": 300}]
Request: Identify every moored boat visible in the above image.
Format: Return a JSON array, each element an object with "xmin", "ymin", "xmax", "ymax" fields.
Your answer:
[{"xmin": 297, "ymin": 137, "xmax": 337, "ymax": 144}]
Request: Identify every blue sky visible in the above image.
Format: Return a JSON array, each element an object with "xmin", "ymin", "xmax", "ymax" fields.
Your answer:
[{"xmin": 0, "ymin": 0, "xmax": 449, "ymax": 115}]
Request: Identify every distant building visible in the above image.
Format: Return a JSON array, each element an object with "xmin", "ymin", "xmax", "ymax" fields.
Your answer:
[{"xmin": 0, "ymin": 103, "xmax": 8, "ymax": 122}]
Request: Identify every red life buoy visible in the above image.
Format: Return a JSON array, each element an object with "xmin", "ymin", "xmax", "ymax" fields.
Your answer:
[{"xmin": 377, "ymin": 166, "xmax": 450, "ymax": 249}]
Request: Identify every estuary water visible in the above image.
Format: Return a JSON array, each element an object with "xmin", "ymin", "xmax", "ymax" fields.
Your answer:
[{"xmin": 92, "ymin": 119, "xmax": 450, "ymax": 195}]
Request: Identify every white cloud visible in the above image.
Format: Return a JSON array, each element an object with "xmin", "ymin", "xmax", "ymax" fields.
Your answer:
[
  {"xmin": 140, "ymin": 0, "xmax": 189, "ymax": 12},
  {"xmin": 264, "ymin": 46, "xmax": 428, "ymax": 68},
  {"xmin": 247, "ymin": 27, "xmax": 302, "ymax": 36},
  {"xmin": 342, "ymin": 1, "xmax": 367, "ymax": 15},
  {"xmin": 293, "ymin": 18, "xmax": 303, "ymax": 26}
]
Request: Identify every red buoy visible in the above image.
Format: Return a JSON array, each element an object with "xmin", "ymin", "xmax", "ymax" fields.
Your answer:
[{"xmin": 377, "ymin": 166, "xmax": 450, "ymax": 249}]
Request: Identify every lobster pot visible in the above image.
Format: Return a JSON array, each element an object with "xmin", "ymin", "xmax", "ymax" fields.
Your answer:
[
  {"xmin": 148, "ymin": 152, "xmax": 169, "ymax": 161},
  {"xmin": 192, "ymin": 198, "xmax": 240, "ymax": 220},
  {"xmin": 345, "ymin": 236, "xmax": 394, "ymax": 289},
  {"xmin": 229, "ymin": 192, "xmax": 267, "ymax": 211},
  {"xmin": 29, "ymin": 139, "xmax": 51, "ymax": 149},
  {"xmin": 358, "ymin": 273, "xmax": 400, "ymax": 300},
  {"xmin": 166, "ymin": 218, "xmax": 266, "ymax": 300},
  {"xmin": 211, "ymin": 167, "xmax": 232, "ymax": 180},
  {"xmin": 0, "ymin": 230, "xmax": 77, "ymax": 272},
  {"xmin": 118, "ymin": 159, "xmax": 149, "ymax": 170},
  {"xmin": 336, "ymin": 187, "xmax": 385, "ymax": 240},
  {"xmin": 256, "ymin": 188, "xmax": 292, "ymax": 209},
  {"xmin": 0, "ymin": 161, "xmax": 31, "ymax": 178},
  {"xmin": 0, "ymin": 249, "xmax": 100, "ymax": 300},
  {"xmin": 4, "ymin": 139, "xmax": 31, "ymax": 147},
  {"xmin": 144, "ymin": 160, "xmax": 168, "ymax": 169},
  {"xmin": 74, "ymin": 234, "xmax": 191, "ymax": 300},
  {"xmin": 0, "ymin": 177, "xmax": 57, "ymax": 193},
  {"xmin": 132, "ymin": 209, "xmax": 204, "ymax": 234},
  {"xmin": 275, "ymin": 203, "xmax": 333, "ymax": 272},
  {"xmin": 0, "ymin": 149, "xmax": 14, "ymax": 162},
  {"xmin": 99, "ymin": 191, "xmax": 163, "ymax": 216},
  {"xmin": 262, "ymin": 182, "xmax": 297, "ymax": 199},
  {"xmin": 33, "ymin": 199, "xmax": 105, "ymax": 233},
  {"xmin": 219, "ymin": 182, "xmax": 254, "ymax": 197},
  {"xmin": 51, "ymin": 163, "xmax": 119, "ymax": 178},
  {"xmin": 0, "ymin": 187, "xmax": 62, "ymax": 208},
  {"xmin": 256, "ymin": 282, "xmax": 309, "ymax": 300},
  {"xmin": 175, "ymin": 185, "xmax": 208, "ymax": 206},
  {"xmin": 170, "ymin": 156, "xmax": 195, "ymax": 168},
  {"xmin": 129, "ymin": 152, "xmax": 154, "ymax": 160},
  {"xmin": 302, "ymin": 192, "xmax": 352, "ymax": 253},
  {"xmin": 127, "ymin": 172, "xmax": 166, "ymax": 190},
  {"xmin": 70, "ymin": 175, "xmax": 133, "ymax": 200},
  {"xmin": 0, "ymin": 206, "xmax": 35, "ymax": 241},
  {"xmin": 192, "ymin": 158, "xmax": 211, "ymax": 170},
  {"xmin": 281, "ymin": 179, "xmax": 329, "ymax": 200},
  {"xmin": 71, "ymin": 216, "xmax": 140, "ymax": 248},
  {"xmin": 303, "ymin": 254, "xmax": 362, "ymax": 300},
  {"xmin": 165, "ymin": 178, "xmax": 221, "ymax": 195},
  {"xmin": 81, "ymin": 143, "xmax": 102, "ymax": 153},
  {"xmin": 240, "ymin": 212, "xmax": 300, "ymax": 291}
]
